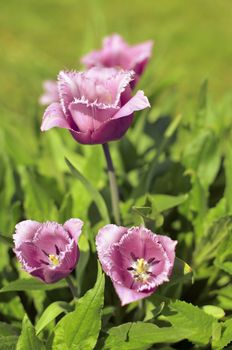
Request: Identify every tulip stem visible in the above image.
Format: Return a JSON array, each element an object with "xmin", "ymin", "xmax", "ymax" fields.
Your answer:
[
  {"xmin": 102, "ymin": 143, "xmax": 121, "ymax": 225},
  {"xmin": 65, "ymin": 276, "xmax": 78, "ymax": 299}
]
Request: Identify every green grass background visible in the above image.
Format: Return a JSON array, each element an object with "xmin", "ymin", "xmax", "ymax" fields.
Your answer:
[{"xmin": 0, "ymin": 0, "xmax": 231, "ymax": 118}]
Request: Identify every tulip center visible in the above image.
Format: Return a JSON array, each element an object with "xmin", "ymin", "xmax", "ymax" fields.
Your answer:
[
  {"xmin": 128, "ymin": 258, "xmax": 151, "ymax": 282},
  {"xmin": 49, "ymin": 254, "xmax": 59, "ymax": 266},
  {"xmin": 127, "ymin": 256, "xmax": 161, "ymax": 283}
]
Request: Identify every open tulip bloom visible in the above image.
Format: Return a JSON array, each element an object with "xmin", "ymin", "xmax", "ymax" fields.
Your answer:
[
  {"xmin": 96, "ymin": 225, "xmax": 177, "ymax": 305},
  {"xmin": 81, "ymin": 34, "xmax": 153, "ymax": 87},
  {"xmin": 13, "ymin": 219, "xmax": 83, "ymax": 283},
  {"xmin": 41, "ymin": 67, "xmax": 150, "ymax": 144}
]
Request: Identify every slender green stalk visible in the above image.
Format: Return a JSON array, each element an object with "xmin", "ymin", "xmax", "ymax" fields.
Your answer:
[
  {"xmin": 65, "ymin": 276, "xmax": 78, "ymax": 299},
  {"xmin": 145, "ymin": 114, "xmax": 182, "ymax": 192},
  {"xmin": 102, "ymin": 143, "xmax": 121, "ymax": 225}
]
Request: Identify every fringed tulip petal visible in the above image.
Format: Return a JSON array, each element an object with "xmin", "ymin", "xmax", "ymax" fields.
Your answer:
[
  {"xmin": 41, "ymin": 103, "xmax": 70, "ymax": 131},
  {"xmin": 113, "ymin": 282, "xmax": 154, "ymax": 306},
  {"xmin": 96, "ymin": 224, "xmax": 127, "ymax": 273},
  {"xmin": 14, "ymin": 220, "xmax": 40, "ymax": 249},
  {"xmin": 63, "ymin": 218, "xmax": 84, "ymax": 242},
  {"xmin": 112, "ymin": 90, "xmax": 150, "ymax": 120}
]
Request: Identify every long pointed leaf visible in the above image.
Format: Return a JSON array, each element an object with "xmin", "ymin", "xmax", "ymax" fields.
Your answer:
[{"xmin": 65, "ymin": 158, "xmax": 110, "ymax": 223}]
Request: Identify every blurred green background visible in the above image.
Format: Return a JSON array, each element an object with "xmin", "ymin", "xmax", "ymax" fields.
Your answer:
[{"xmin": 1, "ymin": 0, "xmax": 232, "ymax": 117}]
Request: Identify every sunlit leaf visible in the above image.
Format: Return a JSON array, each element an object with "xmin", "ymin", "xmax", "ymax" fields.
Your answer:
[
  {"xmin": 16, "ymin": 315, "xmax": 45, "ymax": 350},
  {"xmin": 52, "ymin": 262, "xmax": 105, "ymax": 350},
  {"xmin": 0, "ymin": 278, "xmax": 66, "ymax": 293},
  {"xmin": 36, "ymin": 302, "xmax": 71, "ymax": 335}
]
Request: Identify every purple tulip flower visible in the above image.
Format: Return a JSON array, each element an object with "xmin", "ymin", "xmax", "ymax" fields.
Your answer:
[
  {"xmin": 41, "ymin": 67, "xmax": 150, "ymax": 144},
  {"xmin": 96, "ymin": 225, "xmax": 177, "ymax": 305},
  {"xmin": 81, "ymin": 34, "xmax": 154, "ymax": 87},
  {"xmin": 13, "ymin": 219, "xmax": 83, "ymax": 284},
  {"xmin": 39, "ymin": 80, "xmax": 59, "ymax": 106}
]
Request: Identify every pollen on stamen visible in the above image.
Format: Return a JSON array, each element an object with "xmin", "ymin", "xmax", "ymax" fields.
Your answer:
[
  {"xmin": 127, "ymin": 257, "xmax": 152, "ymax": 283},
  {"xmin": 48, "ymin": 254, "xmax": 59, "ymax": 266}
]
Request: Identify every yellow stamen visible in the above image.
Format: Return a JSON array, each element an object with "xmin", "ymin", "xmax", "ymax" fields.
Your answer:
[
  {"xmin": 130, "ymin": 258, "xmax": 151, "ymax": 282},
  {"xmin": 49, "ymin": 254, "xmax": 59, "ymax": 266},
  {"xmin": 136, "ymin": 258, "xmax": 147, "ymax": 274}
]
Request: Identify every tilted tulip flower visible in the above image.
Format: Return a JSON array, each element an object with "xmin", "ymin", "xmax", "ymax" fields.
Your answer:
[
  {"xmin": 13, "ymin": 219, "xmax": 83, "ymax": 283},
  {"xmin": 96, "ymin": 225, "xmax": 177, "ymax": 305},
  {"xmin": 39, "ymin": 80, "xmax": 59, "ymax": 106},
  {"xmin": 81, "ymin": 34, "xmax": 153, "ymax": 87},
  {"xmin": 41, "ymin": 67, "xmax": 150, "ymax": 144}
]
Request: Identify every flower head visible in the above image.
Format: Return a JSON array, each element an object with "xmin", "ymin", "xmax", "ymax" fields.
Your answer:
[
  {"xmin": 96, "ymin": 225, "xmax": 177, "ymax": 305},
  {"xmin": 41, "ymin": 67, "xmax": 150, "ymax": 144},
  {"xmin": 81, "ymin": 34, "xmax": 154, "ymax": 87},
  {"xmin": 13, "ymin": 219, "xmax": 83, "ymax": 283},
  {"xmin": 39, "ymin": 80, "xmax": 59, "ymax": 106}
]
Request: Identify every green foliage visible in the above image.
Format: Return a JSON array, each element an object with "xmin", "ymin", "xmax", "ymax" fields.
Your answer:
[
  {"xmin": 202, "ymin": 305, "xmax": 225, "ymax": 320},
  {"xmin": 0, "ymin": 336, "xmax": 18, "ymax": 350},
  {"xmin": 65, "ymin": 158, "xmax": 110, "ymax": 224},
  {"xmin": 162, "ymin": 300, "xmax": 216, "ymax": 345},
  {"xmin": 183, "ymin": 129, "xmax": 221, "ymax": 190},
  {"xmin": 167, "ymin": 257, "xmax": 193, "ymax": 287},
  {"xmin": 52, "ymin": 263, "xmax": 105, "ymax": 350},
  {"xmin": 0, "ymin": 322, "xmax": 19, "ymax": 350},
  {"xmin": 19, "ymin": 166, "xmax": 59, "ymax": 221},
  {"xmin": 0, "ymin": 278, "xmax": 67, "ymax": 293},
  {"xmin": 127, "ymin": 194, "xmax": 188, "ymax": 229},
  {"xmin": 104, "ymin": 322, "xmax": 183, "ymax": 350},
  {"xmin": 35, "ymin": 302, "xmax": 71, "ymax": 335},
  {"xmin": 0, "ymin": 233, "xmax": 13, "ymax": 246},
  {"xmin": 16, "ymin": 315, "xmax": 45, "ymax": 350},
  {"xmin": 104, "ymin": 300, "xmax": 230, "ymax": 349},
  {"xmin": 194, "ymin": 215, "xmax": 232, "ymax": 269},
  {"xmin": 214, "ymin": 232, "xmax": 232, "ymax": 275},
  {"xmin": 213, "ymin": 319, "xmax": 232, "ymax": 349},
  {"xmin": 224, "ymin": 147, "xmax": 232, "ymax": 213}
]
